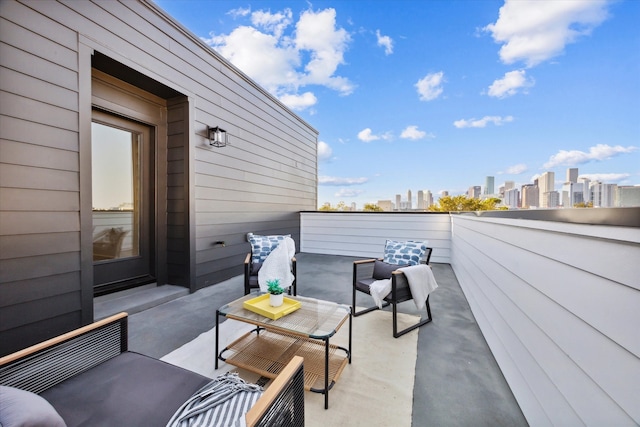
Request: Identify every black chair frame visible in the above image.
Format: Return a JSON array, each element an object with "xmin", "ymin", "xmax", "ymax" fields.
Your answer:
[{"xmin": 352, "ymin": 247, "xmax": 433, "ymax": 338}]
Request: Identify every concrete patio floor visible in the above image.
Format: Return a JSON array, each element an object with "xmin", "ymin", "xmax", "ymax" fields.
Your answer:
[{"xmin": 97, "ymin": 252, "xmax": 527, "ymax": 426}]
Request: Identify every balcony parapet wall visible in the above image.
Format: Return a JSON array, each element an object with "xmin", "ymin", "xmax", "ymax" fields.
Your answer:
[{"xmin": 300, "ymin": 208, "xmax": 640, "ymax": 425}]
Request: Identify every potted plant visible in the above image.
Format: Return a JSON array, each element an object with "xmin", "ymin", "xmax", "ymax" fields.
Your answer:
[{"xmin": 267, "ymin": 279, "xmax": 284, "ymax": 307}]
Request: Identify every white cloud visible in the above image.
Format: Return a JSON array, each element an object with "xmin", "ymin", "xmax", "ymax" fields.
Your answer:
[
  {"xmin": 376, "ymin": 30, "xmax": 393, "ymax": 55},
  {"xmin": 295, "ymin": 8, "xmax": 354, "ymax": 94},
  {"xmin": 317, "ymin": 141, "xmax": 333, "ymax": 162},
  {"xmin": 487, "ymin": 70, "xmax": 534, "ymax": 98},
  {"xmin": 228, "ymin": 7, "xmax": 251, "ymax": 18},
  {"xmin": 319, "ymin": 176, "xmax": 368, "ymax": 186},
  {"xmin": 279, "ymin": 92, "xmax": 317, "ymax": 110},
  {"xmin": 453, "ymin": 115, "xmax": 514, "ymax": 128},
  {"xmin": 357, "ymin": 128, "xmax": 393, "ymax": 142},
  {"xmin": 416, "ymin": 72, "xmax": 445, "ymax": 101},
  {"xmin": 543, "ymin": 144, "xmax": 638, "ymax": 168},
  {"xmin": 251, "ymin": 9, "xmax": 292, "ymax": 39},
  {"xmin": 503, "ymin": 163, "xmax": 528, "ymax": 174},
  {"xmin": 206, "ymin": 26, "xmax": 299, "ymax": 95},
  {"xmin": 357, "ymin": 128, "xmax": 379, "ymax": 142},
  {"xmin": 400, "ymin": 125, "xmax": 431, "ymax": 140},
  {"xmin": 335, "ymin": 188, "xmax": 364, "ymax": 197},
  {"xmin": 579, "ymin": 173, "xmax": 631, "ymax": 183},
  {"xmin": 205, "ymin": 7, "xmax": 353, "ymax": 111},
  {"xmin": 484, "ymin": 0, "xmax": 611, "ymax": 67}
]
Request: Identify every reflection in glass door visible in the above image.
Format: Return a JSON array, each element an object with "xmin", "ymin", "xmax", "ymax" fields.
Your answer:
[
  {"xmin": 92, "ymin": 123, "xmax": 139, "ymax": 261},
  {"xmin": 92, "ymin": 110, "xmax": 154, "ymax": 293}
]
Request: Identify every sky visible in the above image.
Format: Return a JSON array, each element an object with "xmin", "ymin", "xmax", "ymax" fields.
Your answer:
[{"xmin": 154, "ymin": 0, "xmax": 640, "ymax": 208}]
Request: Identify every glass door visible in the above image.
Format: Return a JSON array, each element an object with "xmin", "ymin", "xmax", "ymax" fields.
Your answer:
[{"xmin": 92, "ymin": 110, "xmax": 155, "ymax": 294}]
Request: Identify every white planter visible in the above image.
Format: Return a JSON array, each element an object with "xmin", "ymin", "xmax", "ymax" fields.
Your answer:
[{"xmin": 269, "ymin": 293, "xmax": 284, "ymax": 307}]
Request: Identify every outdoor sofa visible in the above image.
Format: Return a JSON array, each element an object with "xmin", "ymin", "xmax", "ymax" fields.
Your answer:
[{"xmin": 0, "ymin": 312, "xmax": 305, "ymax": 427}]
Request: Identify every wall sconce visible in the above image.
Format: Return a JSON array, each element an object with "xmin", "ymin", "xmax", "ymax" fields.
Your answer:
[{"xmin": 207, "ymin": 126, "xmax": 229, "ymax": 148}]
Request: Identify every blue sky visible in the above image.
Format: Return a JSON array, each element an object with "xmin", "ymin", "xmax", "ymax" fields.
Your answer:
[{"xmin": 154, "ymin": 0, "xmax": 640, "ymax": 208}]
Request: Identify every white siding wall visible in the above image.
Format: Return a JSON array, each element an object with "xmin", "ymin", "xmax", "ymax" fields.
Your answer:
[
  {"xmin": 92, "ymin": 211, "xmax": 135, "ymax": 255},
  {"xmin": 300, "ymin": 211, "xmax": 640, "ymax": 425},
  {"xmin": 450, "ymin": 214, "xmax": 640, "ymax": 426},
  {"xmin": 300, "ymin": 212, "xmax": 451, "ymax": 263}
]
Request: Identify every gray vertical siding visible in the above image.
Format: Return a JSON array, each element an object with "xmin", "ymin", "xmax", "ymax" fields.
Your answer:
[
  {"xmin": 0, "ymin": 0, "xmax": 317, "ymax": 355},
  {"xmin": 450, "ymin": 213, "xmax": 640, "ymax": 425}
]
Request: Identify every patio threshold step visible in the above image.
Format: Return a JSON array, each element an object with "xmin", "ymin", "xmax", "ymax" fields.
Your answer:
[{"xmin": 94, "ymin": 284, "xmax": 189, "ymax": 321}]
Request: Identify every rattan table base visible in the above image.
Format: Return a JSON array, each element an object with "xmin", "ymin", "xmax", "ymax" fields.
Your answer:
[{"xmin": 221, "ymin": 328, "xmax": 349, "ymax": 392}]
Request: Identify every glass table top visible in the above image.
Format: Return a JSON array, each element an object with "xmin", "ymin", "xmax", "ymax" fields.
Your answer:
[{"xmin": 219, "ymin": 293, "xmax": 351, "ymax": 339}]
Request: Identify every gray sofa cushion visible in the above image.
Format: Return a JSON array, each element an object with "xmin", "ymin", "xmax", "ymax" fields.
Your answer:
[{"xmin": 40, "ymin": 352, "xmax": 210, "ymax": 427}]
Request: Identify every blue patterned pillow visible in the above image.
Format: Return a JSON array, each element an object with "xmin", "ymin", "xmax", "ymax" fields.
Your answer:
[
  {"xmin": 249, "ymin": 234, "xmax": 290, "ymax": 263},
  {"xmin": 383, "ymin": 240, "xmax": 428, "ymax": 266}
]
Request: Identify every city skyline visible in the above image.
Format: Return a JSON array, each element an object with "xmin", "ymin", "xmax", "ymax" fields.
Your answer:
[
  {"xmin": 373, "ymin": 166, "xmax": 639, "ymax": 210},
  {"xmin": 154, "ymin": 0, "xmax": 640, "ymax": 207}
]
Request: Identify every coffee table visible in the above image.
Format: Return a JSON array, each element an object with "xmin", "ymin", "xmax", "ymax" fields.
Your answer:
[{"xmin": 215, "ymin": 294, "xmax": 352, "ymax": 409}]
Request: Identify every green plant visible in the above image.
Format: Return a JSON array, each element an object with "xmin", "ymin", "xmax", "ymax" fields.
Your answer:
[{"xmin": 267, "ymin": 279, "xmax": 284, "ymax": 295}]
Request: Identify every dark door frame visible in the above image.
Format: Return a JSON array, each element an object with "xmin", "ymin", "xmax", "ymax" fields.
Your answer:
[
  {"xmin": 91, "ymin": 110, "xmax": 156, "ymax": 295},
  {"xmin": 89, "ymin": 69, "xmax": 169, "ymax": 295}
]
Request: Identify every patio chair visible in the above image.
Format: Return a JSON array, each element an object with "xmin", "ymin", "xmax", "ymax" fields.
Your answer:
[
  {"xmin": 353, "ymin": 241, "xmax": 434, "ymax": 338},
  {"xmin": 93, "ymin": 227, "xmax": 128, "ymax": 261},
  {"xmin": 244, "ymin": 233, "xmax": 297, "ymax": 296}
]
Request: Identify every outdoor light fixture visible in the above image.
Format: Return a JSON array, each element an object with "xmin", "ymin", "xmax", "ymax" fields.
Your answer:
[{"xmin": 207, "ymin": 126, "xmax": 229, "ymax": 148}]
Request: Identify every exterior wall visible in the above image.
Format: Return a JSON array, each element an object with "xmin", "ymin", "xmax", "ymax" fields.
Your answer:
[
  {"xmin": 0, "ymin": 0, "xmax": 317, "ymax": 356},
  {"xmin": 166, "ymin": 97, "xmax": 191, "ymax": 287},
  {"xmin": 450, "ymin": 209, "xmax": 640, "ymax": 425},
  {"xmin": 1, "ymin": 0, "xmax": 87, "ymax": 354},
  {"xmin": 300, "ymin": 208, "xmax": 639, "ymax": 425},
  {"xmin": 300, "ymin": 212, "xmax": 452, "ymax": 263}
]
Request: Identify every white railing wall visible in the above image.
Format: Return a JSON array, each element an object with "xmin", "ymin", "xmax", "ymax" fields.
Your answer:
[
  {"xmin": 300, "ymin": 210, "xmax": 640, "ymax": 426},
  {"xmin": 450, "ymin": 214, "xmax": 640, "ymax": 426},
  {"xmin": 300, "ymin": 212, "xmax": 452, "ymax": 263},
  {"xmin": 92, "ymin": 211, "xmax": 135, "ymax": 255}
]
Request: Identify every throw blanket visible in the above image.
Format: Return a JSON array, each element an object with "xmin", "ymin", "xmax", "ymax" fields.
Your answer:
[
  {"xmin": 398, "ymin": 264, "xmax": 438, "ymax": 310},
  {"xmin": 369, "ymin": 279, "xmax": 392, "ymax": 309},
  {"xmin": 166, "ymin": 372, "xmax": 262, "ymax": 427},
  {"xmin": 369, "ymin": 264, "xmax": 438, "ymax": 310},
  {"xmin": 258, "ymin": 236, "xmax": 295, "ymax": 292}
]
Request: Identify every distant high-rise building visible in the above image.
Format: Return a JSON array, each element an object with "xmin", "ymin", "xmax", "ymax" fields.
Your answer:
[
  {"xmin": 578, "ymin": 177, "xmax": 590, "ymax": 203},
  {"xmin": 417, "ymin": 190, "xmax": 424, "ymax": 210},
  {"xmin": 616, "ymin": 186, "xmax": 640, "ymax": 207},
  {"xmin": 425, "ymin": 190, "xmax": 434, "ymax": 208},
  {"xmin": 538, "ymin": 172, "xmax": 555, "ymax": 207},
  {"xmin": 521, "ymin": 185, "xmax": 539, "ymax": 208},
  {"xmin": 591, "ymin": 182, "xmax": 617, "ymax": 207},
  {"xmin": 467, "ymin": 186, "xmax": 481, "ymax": 198},
  {"xmin": 545, "ymin": 191, "xmax": 560, "ymax": 208},
  {"xmin": 504, "ymin": 181, "xmax": 515, "ymax": 191},
  {"xmin": 561, "ymin": 182, "xmax": 571, "ymax": 207},
  {"xmin": 378, "ymin": 200, "xmax": 394, "ymax": 211},
  {"xmin": 395, "ymin": 194, "xmax": 401, "ymax": 211},
  {"xmin": 567, "ymin": 168, "xmax": 578, "ymax": 183},
  {"xmin": 562, "ymin": 182, "xmax": 584, "ymax": 207},
  {"xmin": 441, "ymin": 191, "xmax": 449, "ymax": 197},
  {"xmin": 504, "ymin": 188, "xmax": 519, "ymax": 208},
  {"xmin": 485, "ymin": 176, "xmax": 495, "ymax": 195},
  {"xmin": 407, "ymin": 189, "xmax": 412, "ymax": 210}
]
